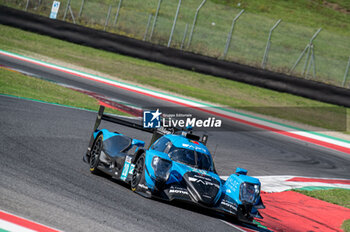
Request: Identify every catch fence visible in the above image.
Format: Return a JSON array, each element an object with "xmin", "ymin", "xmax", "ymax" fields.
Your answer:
[{"xmin": 1, "ymin": 0, "xmax": 349, "ymax": 88}]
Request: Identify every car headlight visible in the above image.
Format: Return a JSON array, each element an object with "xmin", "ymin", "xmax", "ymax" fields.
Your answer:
[
  {"xmin": 151, "ymin": 156, "xmax": 172, "ymax": 182},
  {"xmin": 239, "ymin": 182, "xmax": 260, "ymax": 204}
]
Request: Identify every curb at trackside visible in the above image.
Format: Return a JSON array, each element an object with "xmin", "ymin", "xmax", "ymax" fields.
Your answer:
[
  {"xmin": 0, "ymin": 210, "xmax": 61, "ymax": 232},
  {"xmin": 1, "ymin": 49, "xmax": 349, "ymax": 154},
  {"xmin": 0, "ymin": 94, "xmax": 139, "ymax": 120},
  {"xmin": 220, "ymin": 175, "xmax": 350, "ymax": 193}
]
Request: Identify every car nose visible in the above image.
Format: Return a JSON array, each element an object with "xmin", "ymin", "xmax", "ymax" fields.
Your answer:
[{"xmin": 183, "ymin": 172, "xmax": 221, "ymax": 206}]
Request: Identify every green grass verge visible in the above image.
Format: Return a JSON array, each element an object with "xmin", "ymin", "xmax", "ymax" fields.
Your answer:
[
  {"xmin": 294, "ymin": 188, "xmax": 350, "ymax": 208},
  {"xmin": 1, "ymin": 25, "xmax": 348, "ymax": 133},
  {"xmin": 344, "ymin": 220, "xmax": 350, "ymax": 232},
  {"xmin": 0, "ymin": 67, "xmax": 130, "ymax": 116},
  {"xmin": 294, "ymin": 188, "xmax": 350, "ymax": 231},
  {"xmin": 1, "ymin": 0, "xmax": 349, "ymax": 86}
]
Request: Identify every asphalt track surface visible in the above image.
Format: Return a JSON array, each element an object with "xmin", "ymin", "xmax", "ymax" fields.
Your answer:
[{"xmin": 1, "ymin": 54, "xmax": 350, "ymax": 231}]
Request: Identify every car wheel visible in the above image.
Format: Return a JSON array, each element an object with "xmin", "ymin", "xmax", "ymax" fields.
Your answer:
[
  {"xmin": 131, "ymin": 153, "xmax": 145, "ymax": 191},
  {"xmin": 90, "ymin": 134, "xmax": 103, "ymax": 174}
]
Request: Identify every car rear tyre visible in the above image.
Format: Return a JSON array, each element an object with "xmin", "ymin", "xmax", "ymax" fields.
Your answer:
[
  {"xmin": 131, "ymin": 153, "xmax": 145, "ymax": 191},
  {"xmin": 90, "ymin": 134, "xmax": 103, "ymax": 174}
]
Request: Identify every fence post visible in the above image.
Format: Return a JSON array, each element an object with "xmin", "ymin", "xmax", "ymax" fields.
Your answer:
[
  {"xmin": 290, "ymin": 28, "xmax": 322, "ymax": 76},
  {"xmin": 69, "ymin": 5, "xmax": 76, "ymax": 24},
  {"xmin": 25, "ymin": 0, "xmax": 30, "ymax": 11},
  {"xmin": 311, "ymin": 44, "xmax": 316, "ymax": 78},
  {"xmin": 113, "ymin": 0, "xmax": 123, "ymax": 27},
  {"xmin": 290, "ymin": 44, "xmax": 309, "ymax": 74},
  {"xmin": 222, "ymin": 9, "xmax": 244, "ymax": 59},
  {"xmin": 78, "ymin": 0, "xmax": 85, "ymax": 18},
  {"xmin": 104, "ymin": 5, "xmax": 112, "ymax": 31},
  {"xmin": 181, "ymin": 23, "xmax": 189, "ymax": 50},
  {"xmin": 303, "ymin": 28, "xmax": 321, "ymax": 78},
  {"xmin": 261, "ymin": 19, "xmax": 281, "ymax": 69},
  {"xmin": 63, "ymin": 0, "xmax": 71, "ymax": 21},
  {"xmin": 168, "ymin": 0, "xmax": 182, "ymax": 48},
  {"xmin": 342, "ymin": 56, "xmax": 350, "ymax": 87},
  {"xmin": 149, "ymin": 0, "xmax": 162, "ymax": 41},
  {"xmin": 302, "ymin": 43, "xmax": 312, "ymax": 76},
  {"xmin": 187, "ymin": 0, "xmax": 206, "ymax": 49},
  {"xmin": 305, "ymin": 44, "xmax": 315, "ymax": 77},
  {"xmin": 143, "ymin": 14, "xmax": 153, "ymax": 41}
]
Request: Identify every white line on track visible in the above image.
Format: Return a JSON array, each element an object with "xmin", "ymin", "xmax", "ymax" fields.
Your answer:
[
  {"xmin": 220, "ymin": 175, "xmax": 350, "ymax": 192},
  {"xmin": 0, "ymin": 219, "xmax": 37, "ymax": 232}
]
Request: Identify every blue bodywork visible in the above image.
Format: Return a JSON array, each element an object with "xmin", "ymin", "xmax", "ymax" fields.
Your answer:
[{"xmin": 90, "ymin": 129, "xmax": 265, "ymax": 221}]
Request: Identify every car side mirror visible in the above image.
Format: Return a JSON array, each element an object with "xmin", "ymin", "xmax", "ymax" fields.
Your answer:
[
  {"xmin": 235, "ymin": 167, "xmax": 248, "ymax": 175},
  {"xmin": 132, "ymin": 139, "xmax": 145, "ymax": 147}
]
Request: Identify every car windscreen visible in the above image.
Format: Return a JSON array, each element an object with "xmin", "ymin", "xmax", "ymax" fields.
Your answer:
[{"xmin": 168, "ymin": 147, "xmax": 213, "ymax": 171}]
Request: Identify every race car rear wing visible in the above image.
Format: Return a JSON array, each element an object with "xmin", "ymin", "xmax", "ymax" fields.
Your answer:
[
  {"xmin": 86, "ymin": 106, "xmax": 208, "ymax": 158},
  {"xmin": 85, "ymin": 106, "xmax": 154, "ymax": 157}
]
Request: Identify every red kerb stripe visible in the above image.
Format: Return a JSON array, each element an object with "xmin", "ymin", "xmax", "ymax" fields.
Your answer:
[{"xmin": 0, "ymin": 210, "xmax": 59, "ymax": 232}]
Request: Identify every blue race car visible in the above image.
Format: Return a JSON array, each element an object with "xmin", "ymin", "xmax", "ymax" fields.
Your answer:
[{"xmin": 83, "ymin": 106, "xmax": 265, "ymax": 223}]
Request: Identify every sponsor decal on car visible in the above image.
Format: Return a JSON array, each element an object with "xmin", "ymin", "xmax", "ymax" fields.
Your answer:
[
  {"xmin": 182, "ymin": 143, "xmax": 208, "ymax": 154},
  {"xmin": 192, "ymin": 168, "xmax": 208, "ymax": 175},
  {"xmin": 129, "ymin": 164, "xmax": 135, "ymax": 175},
  {"xmin": 138, "ymin": 183, "xmax": 148, "ymax": 190},
  {"xmin": 221, "ymin": 199, "xmax": 238, "ymax": 212},
  {"xmin": 188, "ymin": 176, "xmax": 220, "ymax": 189},
  {"xmin": 121, "ymin": 156, "xmax": 132, "ymax": 181},
  {"xmin": 169, "ymin": 186, "xmax": 189, "ymax": 195}
]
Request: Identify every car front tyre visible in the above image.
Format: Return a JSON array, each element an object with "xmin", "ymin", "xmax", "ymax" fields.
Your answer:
[
  {"xmin": 89, "ymin": 134, "xmax": 103, "ymax": 174},
  {"xmin": 131, "ymin": 153, "xmax": 145, "ymax": 191}
]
